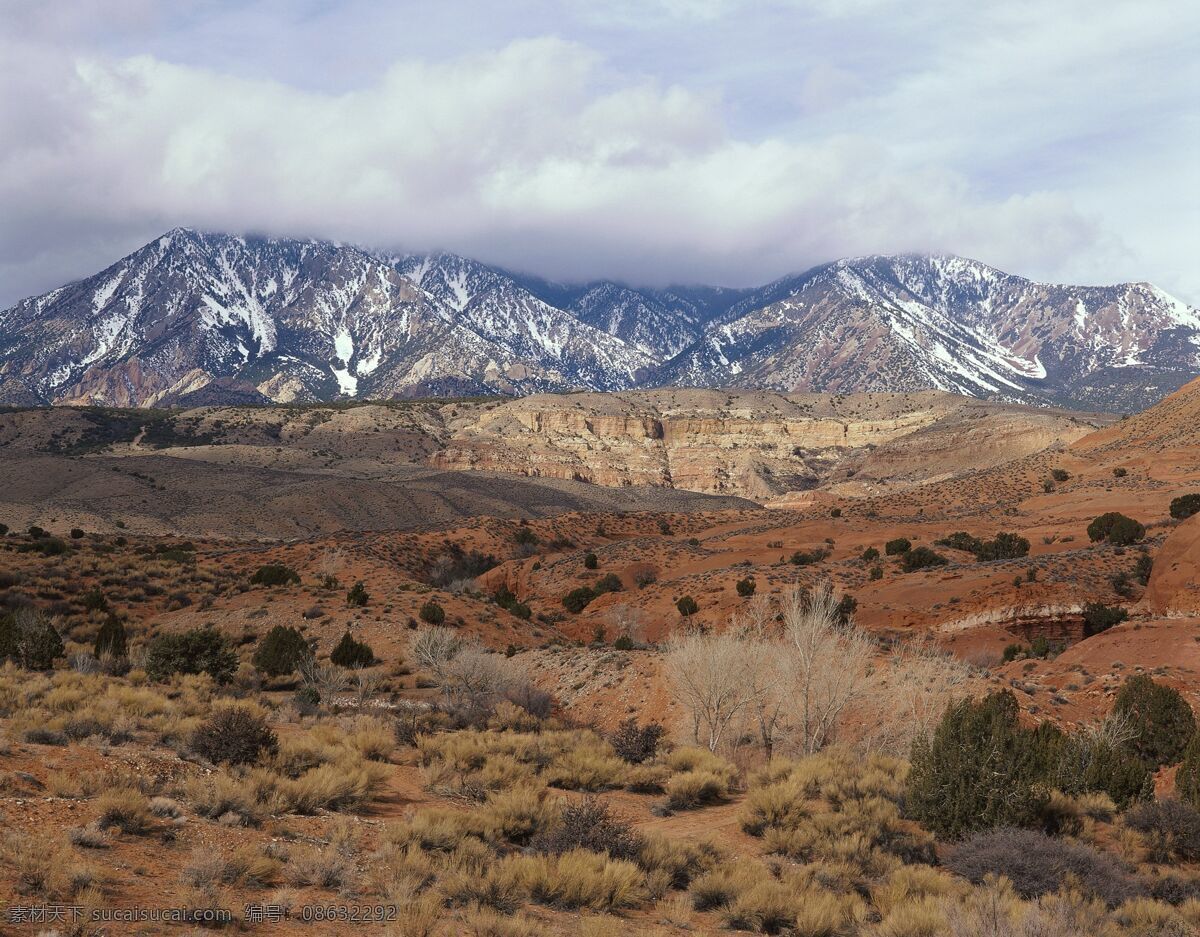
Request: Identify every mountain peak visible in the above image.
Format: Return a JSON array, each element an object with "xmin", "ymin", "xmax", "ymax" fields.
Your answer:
[{"xmin": 0, "ymin": 232, "xmax": 1196, "ymax": 411}]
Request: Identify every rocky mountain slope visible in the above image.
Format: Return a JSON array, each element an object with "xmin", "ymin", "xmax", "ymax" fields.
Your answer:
[
  {"xmin": 654, "ymin": 255, "xmax": 1200, "ymax": 411},
  {"xmin": 1, "ymin": 230, "xmax": 1196, "ymax": 410}
]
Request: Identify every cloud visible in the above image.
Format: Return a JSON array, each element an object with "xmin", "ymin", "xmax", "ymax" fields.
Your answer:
[{"xmin": 0, "ymin": 1, "xmax": 1194, "ymax": 306}]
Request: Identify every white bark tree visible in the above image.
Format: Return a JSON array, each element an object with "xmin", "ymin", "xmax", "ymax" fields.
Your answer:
[
  {"xmin": 781, "ymin": 582, "xmax": 875, "ymax": 755},
  {"xmin": 664, "ymin": 628, "xmax": 760, "ymax": 752}
]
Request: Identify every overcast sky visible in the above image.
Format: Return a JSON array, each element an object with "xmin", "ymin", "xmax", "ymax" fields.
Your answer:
[{"xmin": 1, "ymin": 0, "xmax": 1196, "ymax": 308}]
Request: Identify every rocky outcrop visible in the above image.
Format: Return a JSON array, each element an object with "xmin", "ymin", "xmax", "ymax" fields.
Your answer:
[
  {"xmin": 431, "ymin": 389, "xmax": 1106, "ymax": 500},
  {"xmin": 1144, "ymin": 514, "xmax": 1200, "ymax": 615}
]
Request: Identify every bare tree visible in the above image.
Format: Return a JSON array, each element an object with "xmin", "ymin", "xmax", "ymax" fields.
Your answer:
[
  {"xmin": 664, "ymin": 629, "xmax": 760, "ymax": 752},
  {"xmin": 411, "ymin": 626, "xmax": 464, "ymax": 682},
  {"xmin": 351, "ymin": 665, "xmax": 383, "ymax": 707},
  {"xmin": 733, "ymin": 595, "xmax": 790, "ymax": 759},
  {"xmin": 861, "ymin": 634, "xmax": 972, "ymax": 756},
  {"xmin": 608, "ymin": 604, "xmax": 647, "ymax": 646},
  {"xmin": 441, "ymin": 646, "xmax": 515, "ymax": 715},
  {"xmin": 782, "ymin": 582, "xmax": 874, "ymax": 755},
  {"xmin": 317, "ymin": 547, "xmax": 345, "ymax": 587},
  {"xmin": 298, "ymin": 658, "xmax": 348, "ymax": 704}
]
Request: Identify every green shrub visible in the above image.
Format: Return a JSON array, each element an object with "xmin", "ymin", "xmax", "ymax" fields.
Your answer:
[
  {"xmin": 513, "ymin": 527, "xmax": 539, "ymax": 547},
  {"xmin": 861, "ymin": 546, "xmax": 880, "ymax": 562},
  {"xmin": 584, "ymin": 552, "xmax": 598, "ymax": 570},
  {"xmin": 1052, "ymin": 736, "xmax": 1152, "ymax": 810},
  {"xmin": 906, "ymin": 691, "xmax": 1050, "ymax": 838},
  {"xmin": 146, "ymin": 626, "xmax": 237, "ymax": 683},
  {"xmin": 676, "ymin": 596, "xmax": 698, "ymax": 617},
  {"xmin": 1176, "ymin": 733, "xmax": 1200, "ymax": 809},
  {"xmin": 563, "ymin": 587, "xmax": 596, "ymax": 614},
  {"xmin": 1113, "ymin": 467, "xmax": 1128, "ymax": 478},
  {"xmin": 735, "ymin": 577, "xmax": 756, "ymax": 597},
  {"xmin": 1134, "ymin": 553, "xmax": 1154, "ymax": 586},
  {"xmin": 494, "ymin": 586, "xmax": 531, "ymax": 620},
  {"xmin": 1170, "ymin": 494, "xmax": 1200, "ymax": 521},
  {"xmin": 0, "ymin": 611, "xmax": 64, "ymax": 670},
  {"xmin": 1050, "ymin": 468, "xmax": 1070, "ymax": 482},
  {"xmin": 936, "ymin": 532, "xmax": 983, "ymax": 553},
  {"xmin": 1082, "ymin": 602, "xmax": 1128, "ymax": 637},
  {"xmin": 346, "ymin": 581, "xmax": 369, "ymax": 607},
  {"xmin": 789, "ymin": 548, "xmax": 829, "ymax": 566},
  {"xmin": 419, "ymin": 601, "xmax": 445, "ymax": 625},
  {"xmin": 93, "ymin": 614, "xmax": 128, "ymax": 660},
  {"xmin": 252, "ymin": 625, "xmax": 312, "ymax": 677},
  {"xmin": 1087, "ymin": 512, "xmax": 1145, "ymax": 545},
  {"xmin": 900, "ymin": 546, "xmax": 948, "ymax": 573},
  {"xmin": 190, "ymin": 706, "xmax": 279, "ymax": 766},
  {"xmin": 250, "ymin": 563, "xmax": 300, "ymax": 587},
  {"xmin": 869, "ymin": 565, "xmax": 883, "ymax": 580},
  {"xmin": 1114, "ymin": 675, "xmax": 1196, "ymax": 767},
  {"xmin": 975, "ymin": 532, "xmax": 1030, "ymax": 561},
  {"xmin": 330, "ymin": 630, "xmax": 375, "ymax": 668},
  {"xmin": 81, "ymin": 587, "xmax": 109, "ymax": 612},
  {"xmin": 884, "ymin": 538, "xmax": 911, "ymax": 555},
  {"xmin": 593, "ymin": 573, "xmax": 623, "ymax": 594}
]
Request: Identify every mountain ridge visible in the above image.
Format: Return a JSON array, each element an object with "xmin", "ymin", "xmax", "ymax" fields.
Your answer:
[{"xmin": 1, "ymin": 228, "xmax": 1196, "ymax": 411}]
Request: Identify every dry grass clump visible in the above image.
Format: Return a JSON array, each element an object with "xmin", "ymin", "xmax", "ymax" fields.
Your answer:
[
  {"xmin": 416, "ymin": 729, "xmax": 628, "ymax": 796},
  {"xmin": 415, "ymin": 728, "xmax": 732, "ymax": 803},
  {"xmin": 183, "ymin": 772, "xmax": 266, "ymax": 826},
  {"xmin": 690, "ymin": 862, "xmax": 864, "ymax": 935},
  {"xmin": 94, "ymin": 786, "xmax": 153, "ymax": 833},
  {"xmin": 740, "ymin": 750, "xmax": 931, "ymax": 875},
  {"xmin": 661, "ymin": 747, "xmax": 738, "ymax": 809},
  {"xmin": 0, "ymin": 831, "xmax": 98, "ymax": 900},
  {"xmin": 284, "ymin": 845, "xmax": 356, "ymax": 891},
  {"xmin": 178, "ymin": 719, "xmax": 390, "ymax": 822},
  {"xmin": 0, "ymin": 666, "xmax": 216, "ymax": 750},
  {"xmin": 521, "ymin": 849, "xmax": 647, "ymax": 911}
]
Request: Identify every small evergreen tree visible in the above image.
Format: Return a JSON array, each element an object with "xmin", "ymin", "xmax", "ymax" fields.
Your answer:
[
  {"xmin": 676, "ymin": 595, "xmax": 698, "ymax": 617},
  {"xmin": 251, "ymin": 625, "xmax": 311, "ymax": 677},
  {"xmin": 93, "ymin": 614, "xmax": 128, "ymax": 659},
  {"xmin": 1176, "ymin": 733, "xmax": 1200, "ymax": 809},
  {"xmin": 1081, "ymin": 602, "xmax": 1128, "ymax": 637},
  {"xmin": 906, "ymin": 691, "xmax": 1049, "ymax": 838},
  {"xmin": 346, "ymin": 580, "xmax": 369, "ymax": 607},
  {"xmin": 885, "ymin": 538, "xmax": 911, "ymax": 555},
  {"xmin": 593, "ymin": 573, "xmax": 623, "ymax": 594},
  {"xmin": 145, "ymin": 626, "xmax": 238, "ymax": 684},
  {"xmin": 1087, "ymin": 512, "xmax": 1145, "ymax": 545},
  {"xmin": 0, "ymin": 610, "xmax": 65, "ymax": 670},
  {"xmin": 1114, "ymin": 674, "xmax": 1196, "ymax": 767},
  {"xmin": 861, "ymin": 546, "xmax": 880, "ymax": 562},
  {"xmin": 736, "ymin": 577, "xmax": 756, "ymax": 597},
  {"xmin": 562, "ymin": 587, "xmax": 596, "ymax": 614},
  {"xmin": 250, "ymin": 563, "xmax": 300, "ymax": 587},
  {"xmin": 1052, "ymin": 735, "xmax": 1153, "ymax": 809},
  {"xmin": 330, "ymin": 630, "xmax": 375, "ymax": 668},
  {"xmin": 584, "ymin": 552, "xmax": 598, "ymax": 570},
  {"xmin": 1170, "ymin": 493, "xmax": 1200, "ymax": 521},
  {"xmin": 901, "ymin": 546, "xmax": 948, "ymax": 572},
  {"xmin": 0, "ymin": 614, "xmax": 16, "ymax": 662},
  {"xmin": 419, "ymin": 601, "xmax": 445, "ymax": 625}
]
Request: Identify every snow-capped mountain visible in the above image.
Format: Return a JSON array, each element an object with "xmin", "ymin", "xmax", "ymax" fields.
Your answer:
[
  {"xmin": 0, "ymin": 231, "xmax": 1196, "ymax": 411},
  {"xmin": 0, "ymin": 230, "xmax": 651, "ymax": 406},
  {"xmin": 652, "ymin": 255, "xmax": 1200, "ymax": 411}
]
